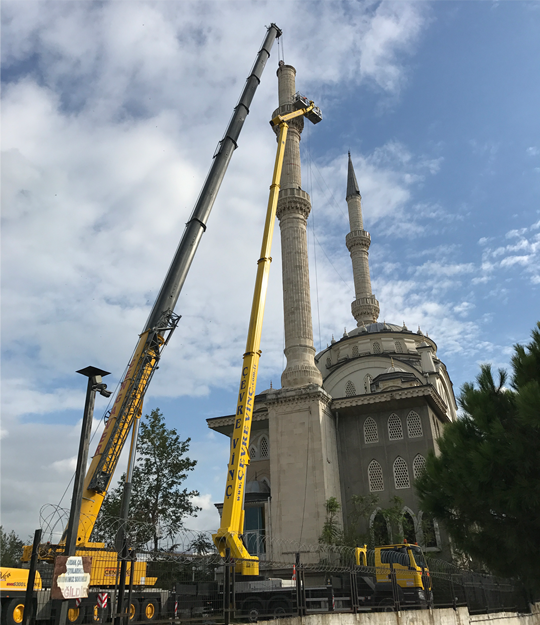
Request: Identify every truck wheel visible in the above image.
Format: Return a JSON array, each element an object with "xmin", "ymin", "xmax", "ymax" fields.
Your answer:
[
  {"xmin": 141, "ymin": 599, "xmax": 158, "ymax": 622},
  {"xmin": 3, "ymin": 599, "xmax": 26, "ymax": 625},
  {"xmin": 128, "ymin": 598, "xmax": 140, "ymax": 622},
  {"xmin": 378, "ymin": 598, "xmax": 395, "ymax": 612},
  {"xmin": 242, "ymin": 600, "xmax": 264, "ymax": 623},
  {"xmin": 67, "ymin": 602, "xmax": 86, "ymax": 624}
]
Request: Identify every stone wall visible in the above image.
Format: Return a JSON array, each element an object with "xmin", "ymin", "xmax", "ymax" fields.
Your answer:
[{"xmin": 262, "ymin": 605, "xmax": 540, "ymax": 625}]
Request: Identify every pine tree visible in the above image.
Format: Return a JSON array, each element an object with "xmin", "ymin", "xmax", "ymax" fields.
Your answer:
[
  {"xmin": 416, "ymin": 323, "xmax": 540, "ymax": 590},
  {"xmin": 93, "ymin": 408, "xmax": 200, "ymax": 550}
]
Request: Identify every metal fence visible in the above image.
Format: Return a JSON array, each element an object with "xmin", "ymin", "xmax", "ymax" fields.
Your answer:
[{"xmin": 32, "ymin": 541, "xmax": 528, "ymax": 625}]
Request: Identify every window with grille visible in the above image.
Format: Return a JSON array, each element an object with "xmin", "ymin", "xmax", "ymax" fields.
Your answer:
[
  {"xmin": 372, "ymin": 512, "xmax": 389, "ymax": 545},
  {"xmin": 345, "ymin": 380, "xmax": 356, "ymax": 396},
  {"xmin": 326, "ymin": 357, "xmax": 331, "ymax": 369},
  {"xmin": 368, "ymin": 460, "xmax": 384, "ymax": 492},
  {"xmin": 364, "ymin": 374, "xmax": 372, "ymax": 394},
  {"xmin": 393, "ymin": 457, "xmax": 410, "ymax": 489},
  {"xmin": 413, "ymin": 454, "xmax": 426, "ymax": 479},
  {"xmin": 421, "ymin": 512, "xmax": 438, "ymax": 548},
  {"xmin": 407, "ymin": 411, "xmax": 423, "ymax": 438},
  {"xmin": 364, "ymin": 417, "xmax": 379, "ymax": 444},
  {"xmin": 259, "ymin": 436, "xmax": 269, "ymax": 458},
  {"xmin": 388, "ymin": 414, "xmax": 403, "ymax": 440},
  {"xmin": 249, "ymin": 445, "xmax": 257, "ymax": 460},
  {"xmin": 352, "ymin": 345, "xmax": 359, "ymax": 357},
  {"xmin": 373, "ymin": 341, "xmax": 382, "ymax": 354},
  {"xmin": 395, "ymin": 341, "xmax": 403, "ymax": 353},
  {"xmin": 402, "ymin": 512, "xmax": 416, "ymax": 543}
]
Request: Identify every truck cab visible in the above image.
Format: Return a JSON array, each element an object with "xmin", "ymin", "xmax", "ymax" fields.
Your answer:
[{"xmin": 374, "ymin": 543, "xmax": 431, "ymax": 608}]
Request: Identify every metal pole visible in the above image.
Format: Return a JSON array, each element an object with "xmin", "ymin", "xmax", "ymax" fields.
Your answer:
[
  {"xmin": 23, "ymin": 529, "xmax": 42, "ymax": 625},
  {"xmin": 295, "ymin": 553, "xmax": 303, "ymax": 616},
  {"xmin": 224, "ymin": 548, "xmax": 231, "ymax": 625},
  {"xmin": 64, "ymin": 367, "xmax": 111, "ymax": 554},
  {"xmin": 125, "ymin": 551, "xmax": 136, "ymax": 625}
]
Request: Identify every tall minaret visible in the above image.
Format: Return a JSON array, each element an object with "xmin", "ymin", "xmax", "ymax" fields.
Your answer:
[
  {"xmin": 346, "ymin": 153, "xmax": 380, "ymax": 325},
  {"xmin": 274, "ymin": 64, "xmax": 322, "ymax": 388}
]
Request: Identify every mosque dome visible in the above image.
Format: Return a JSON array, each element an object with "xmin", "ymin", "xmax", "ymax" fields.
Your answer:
[{"xmin": 350, "ymin": 321, "xmax": 409, "ymax": 336}]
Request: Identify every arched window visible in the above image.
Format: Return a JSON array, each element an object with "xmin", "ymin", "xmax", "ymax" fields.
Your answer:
[
  {"xmin": 364, "ymin": 418, "xmax": 378, "ymax": 444},
  {"xmin": 388, "ymin": 414, "xmax": 403, "ymax": 440},
  {"xmin": 372, "ymin": 341, "xmax": 382, "ymax": 354},
  {"xmin": 352, "ymin": 345, "xmax": 359, "ymax": 357},
  {"xmin": 395, "ymin": 341, "xmax": 404, "ymax": 353},
  {"xmin": 402, "ymin": 511, "xmax": 416, "ymax": 543},
  {"xmin": 326, "ymin": 357, "xmax": 331, "ymax": 369},
  {"xmin": 371, "ymin": 511, "xmax": 390, "ymax": 545},
  {"xmin": 420, "ymin": 512, "xmax": 438, "ymax": 548},
  {"xmin": 368, "ymin": 460, "xmax": 384, "ymax": 492},
  {"xmin": 259, "ymin": 436, "xmax": 269, "ymax": 459},
  {"xmin": 364, "ymin": 374, "xmax": 372, "ymax": 394},
  {"xmin": 393, "ymin": 457, "xmax": 410, "ymax": 489},
  {"xmin": 413, "ymin": 454, "xmax": 426, "ymax": 479},
  {"xmin": 407, "ymin": 411, "xmax": 423, "ymax": 438},
  {"xmin": 345, "ymin": 380, "xmax": 356, "ymax": 397},
  {"xmin": 249, "ymin": 445, "xmax": 257, "ymax": 460}
]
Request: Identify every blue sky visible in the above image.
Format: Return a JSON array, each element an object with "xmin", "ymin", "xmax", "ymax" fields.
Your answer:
[{"xmin": 1, "ymin": 0, "xmax": 539, "ymax": 539}]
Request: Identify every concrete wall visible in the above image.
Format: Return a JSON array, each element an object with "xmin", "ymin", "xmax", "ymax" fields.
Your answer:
[{"xmin": 264, "ymin": 605, "xmax": 540, "ymax": 625}]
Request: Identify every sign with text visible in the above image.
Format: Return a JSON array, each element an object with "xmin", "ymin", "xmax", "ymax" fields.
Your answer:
[{"xmin": 52, "ymin": 556, "xmax": 92, "ymax": 600}]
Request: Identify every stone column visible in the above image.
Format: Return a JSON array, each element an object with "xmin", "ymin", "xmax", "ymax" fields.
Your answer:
[
  {"xmin": 346, "ymin": 153, "xmax": 380, "ymax": 325},
  {"xmin": 274, "ymin": 64, "xmax": 322, "ymax": 388}
]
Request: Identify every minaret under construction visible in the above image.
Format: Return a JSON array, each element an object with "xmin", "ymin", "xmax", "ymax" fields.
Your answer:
[
  {"xmin": 346, "ymin": 153, "xmax": 380, "ymax": 326},
  {"xmin": 274, "ymin": 63, "xmax": 322, "ymax": 389}
]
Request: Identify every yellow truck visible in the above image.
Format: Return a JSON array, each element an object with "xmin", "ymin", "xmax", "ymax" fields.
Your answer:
[{"xmin": 355, "ymin": 543, "xmax": 432, "ymax": 609}]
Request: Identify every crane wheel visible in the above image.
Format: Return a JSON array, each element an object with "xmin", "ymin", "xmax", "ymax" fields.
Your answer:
[
  {"xmin": 3, "ymin": 599, "xmax": 26, "ymax": 625},
  {"xmin": 88, "ymin": 604, "xmax": 110, "ymax": 623},
  {"xmin": 67, "ymin": 602, "xmax": 85, "ymax": 624},
  {"xmin": 242, "ymin": 599, "xmax": 264, "ymax": 623},
  {"xmin": 128, "ymin": 598, "xmax": 140, "ymax": 622},
  {"xmin": 141, "ymin": 599, "xmax": 158, "ymax": 622},
  {"xmin": 269, "ymin": 599, "xmax": 290, "ymax": 619}
]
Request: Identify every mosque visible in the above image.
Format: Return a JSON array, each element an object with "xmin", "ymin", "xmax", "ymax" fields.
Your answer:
[{"xmin": 207, "ymin": 63, "xmax": 457, "ymax": 562}]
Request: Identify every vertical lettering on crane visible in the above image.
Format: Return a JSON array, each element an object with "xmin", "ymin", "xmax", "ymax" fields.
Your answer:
[{"xmin": 224, "ymin": 357, "xmax": 258, "ymax": 507}]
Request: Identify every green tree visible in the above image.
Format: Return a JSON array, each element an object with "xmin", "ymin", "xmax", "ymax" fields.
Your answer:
[
  {"xmin": 93, "ymin": 408, "xmax": 200, "ymax": 551},
  {"xmin": 319, "ymin": 497, "xmax": 343, "ymax": 545},
  {"xmin": 0, "ymin": 526, "xmax": 24, "ymax": 567},
  {"xmin": 344, "ymin": 494, "xmax": 406, "ymax": 548},
  {"xmin": 416, "ymin": 323, "xmax": 540, "ymax": 590}
]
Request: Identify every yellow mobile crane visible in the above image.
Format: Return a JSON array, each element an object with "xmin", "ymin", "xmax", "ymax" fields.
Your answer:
[
  {"xmin": 2, "ymin": 24, "xmax": 282, "ymax": 625},
  {"xmin": 212, "ymin": 93, "xmax": 322, "ymax": 575}
]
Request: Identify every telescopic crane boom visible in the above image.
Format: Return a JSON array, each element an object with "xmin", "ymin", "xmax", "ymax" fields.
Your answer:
[
  {"xmin": 29, "ymin": 23, "xmax": 282, "ymax": 557},
  {"xmin": 213, "ymin": 92, "xmax": 322, "ymax": 575}
]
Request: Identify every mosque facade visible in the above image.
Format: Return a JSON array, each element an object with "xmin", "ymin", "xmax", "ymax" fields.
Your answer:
[{"xmin": 207, "ymin": 64, "xmax": 457, "ymax": 562}]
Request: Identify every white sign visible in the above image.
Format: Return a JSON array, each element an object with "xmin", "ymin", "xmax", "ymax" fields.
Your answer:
[{"xmin": 56, "ymin": 556, "xmax": 91, "ymax": 599}]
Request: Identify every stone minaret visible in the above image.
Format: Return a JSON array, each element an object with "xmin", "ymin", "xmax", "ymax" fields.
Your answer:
[
  {"xmin": 346, "ymin": 153, "xmax": 380, "ymax": 325},
  {"xmin": 274, "ymin": 64, "xmax": 322, "ymax": 388}
]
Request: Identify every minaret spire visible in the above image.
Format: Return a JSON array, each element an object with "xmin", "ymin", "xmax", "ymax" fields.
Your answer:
[{"xmin": 345, "ymin": 154, "xmax": 380, "ymax": 326}]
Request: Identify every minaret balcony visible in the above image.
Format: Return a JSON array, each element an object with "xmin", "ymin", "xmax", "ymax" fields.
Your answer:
[{"xmin": 346, "ymin": 229, "xmax": 371, "ymax": 251}]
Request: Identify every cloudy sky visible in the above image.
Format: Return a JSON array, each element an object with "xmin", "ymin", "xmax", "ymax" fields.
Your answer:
[{"xmin": 2, "ymin": 0, "xmax": 539, "ymax": 541}]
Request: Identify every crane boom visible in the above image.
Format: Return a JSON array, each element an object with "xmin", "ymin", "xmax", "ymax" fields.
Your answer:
[
  {"xmin": 57, "ymin": 24, "xmax": 282, "ymax": 549},
  {"xmin": 213, "ymin": 95, "xmax": 322, "ymax": 575}
]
